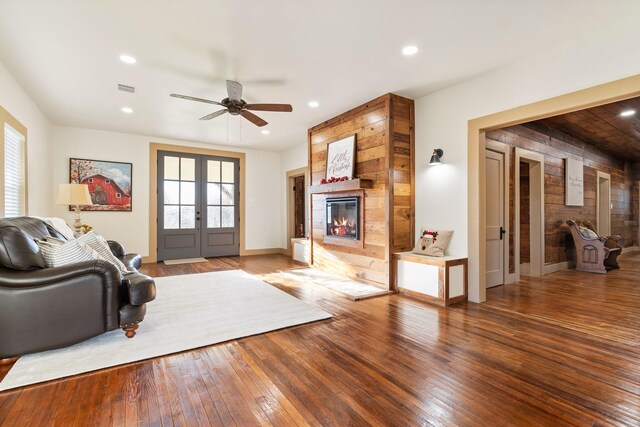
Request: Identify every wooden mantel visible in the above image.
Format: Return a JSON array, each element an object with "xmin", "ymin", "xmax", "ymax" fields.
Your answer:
[
  {"xmin": 308, "ymin": 178, "xmax": 373, "ymax": 195},
  {"xmin": 308, "ymin": 93, "xmax": 415, "ymax": 290}
]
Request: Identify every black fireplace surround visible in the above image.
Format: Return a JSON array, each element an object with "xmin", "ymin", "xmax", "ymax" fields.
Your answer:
[{"xmin": 326, "ymin": 197, "xmax": 359, "ymax": 239}]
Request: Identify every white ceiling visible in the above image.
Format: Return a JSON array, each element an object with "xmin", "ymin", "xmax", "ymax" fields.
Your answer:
[{"xmin": 1, "ymin": 0, "xmax": 638, "ymax": 151}]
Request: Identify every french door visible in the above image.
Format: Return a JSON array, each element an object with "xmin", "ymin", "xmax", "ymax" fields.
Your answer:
[{"xmin": 158, "ymin": 151, "xmax": 240, "ymax": 260}]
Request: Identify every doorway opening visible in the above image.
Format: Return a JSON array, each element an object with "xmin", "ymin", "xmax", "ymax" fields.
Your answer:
[
  {"xmin": 597, "ymin": 171, "xmax": 612, "ymax": 236},
  {"xmin": 286, "ymin": 167, "xmax": 309, "ymax": 254},
  {"xmin": 469, "ymin": 74, "xmax": 640, "ymax": 303},
  {"xmin": 156, "ymin": 150, "xmax": 240, "ymax": 261},
  {"xmin": 515, "ymin": 148, "xmax": 544, "ymax": 278}
]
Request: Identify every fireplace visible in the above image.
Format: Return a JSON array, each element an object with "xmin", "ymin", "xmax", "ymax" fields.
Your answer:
[{"xmin": 326, "ymin": 197, "xmax": 359, "ymax": 239}]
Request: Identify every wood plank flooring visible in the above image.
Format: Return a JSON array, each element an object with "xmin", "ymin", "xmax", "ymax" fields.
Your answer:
[{"xmin": 1, "ymin": 253, "xmax": 639, "ymax": 426}]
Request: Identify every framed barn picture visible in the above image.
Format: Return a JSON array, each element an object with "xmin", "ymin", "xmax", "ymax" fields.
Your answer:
[
  {"xmin": 325, "ymin": 134, "xmax": 356, "ymax": 179},
  {"xmin": 69, "ymin": 158, "xmax": 132, "ymax": 211}
]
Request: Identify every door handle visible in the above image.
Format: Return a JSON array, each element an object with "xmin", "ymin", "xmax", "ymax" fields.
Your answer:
[{"xmin": 499, "ymin": 226, "xmax": 506, "ymax": 240}]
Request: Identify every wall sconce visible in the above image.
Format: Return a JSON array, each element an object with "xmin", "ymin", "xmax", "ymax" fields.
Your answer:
[{"xmin": 429, "ymin": 149, "xmax": 444, "ymax": 165}]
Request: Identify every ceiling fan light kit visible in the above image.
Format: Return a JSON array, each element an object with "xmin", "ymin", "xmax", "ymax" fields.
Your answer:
[{"xmin": 170, "ymin": 80, "xmax": 293, "ymax": 127}]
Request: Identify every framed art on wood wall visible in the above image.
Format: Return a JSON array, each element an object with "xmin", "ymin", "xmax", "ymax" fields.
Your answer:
[
  {"xmin": 565, "ymin": 157, "xmax": 584, "ymax": 206},
  {"xmin": 325, "ymin": 135, "xmax": 356, "ymax": 179},
  {"xmin": 69, "ymin": 158, "xmax": 132, "ymax": 211}
]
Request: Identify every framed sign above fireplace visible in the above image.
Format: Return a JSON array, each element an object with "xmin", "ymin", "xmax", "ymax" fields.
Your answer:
[{"xmin": 325, "ymin": 135, "xmax": 356, "ymax": 179}]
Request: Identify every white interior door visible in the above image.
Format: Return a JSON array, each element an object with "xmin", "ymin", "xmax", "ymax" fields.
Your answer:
[
  {"xmin": 597, "ymin": 173, "xmax": 611, "ymax": 236},
  {"xmin": 485, "ymin": 149, "xmax": 505, "ymax": 288}
]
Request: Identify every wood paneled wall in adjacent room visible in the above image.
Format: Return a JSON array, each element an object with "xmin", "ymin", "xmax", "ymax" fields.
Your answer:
[
  {"xmin": 308, "ymin": 94, "xmax": 415, "ymax": 289},
  {"xmin": 487, "ymin": 122, "xmax": 639, "ymax": 272}
]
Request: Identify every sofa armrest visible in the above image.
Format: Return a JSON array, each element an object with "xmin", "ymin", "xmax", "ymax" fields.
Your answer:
[
  {"xmin": 0, "ymin": 260, "xmax": 121, "ymax": 288},
  {"xmin": 121, "ymin": 272, "xmax": 156, "ymax": 305},
  {"xmin": 107, "ymin": 240, "xmax": 126, "ymax": 258},
  {"xmin": 0, "ymin": 260, "xmax": 123, "ymax": 331}
]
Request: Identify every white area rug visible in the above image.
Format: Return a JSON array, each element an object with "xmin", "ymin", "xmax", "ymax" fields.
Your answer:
[
  {"xmin": 0, "ymin": 270, "xmax": 331, "ymax": 391},
  {"xmin": 278, "ymin": 268, "xmax": 391, "ymax": 300},
  {"xmin": 163, "ymin": 257, "xmax": 208, "ymax": 265}
]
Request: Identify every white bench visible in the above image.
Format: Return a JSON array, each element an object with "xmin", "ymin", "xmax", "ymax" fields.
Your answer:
[
  {"xmin": 393, "ymin": 252, "xmax": 468, "ymax": 306},
  {"xmin": 291, "ymin": 238, "xmax": 311, "ymax": 264}
]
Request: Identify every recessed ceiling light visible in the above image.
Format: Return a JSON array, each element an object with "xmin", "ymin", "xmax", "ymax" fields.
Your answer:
[
  {"xmin": 121, "ymin": 107, "xmax": 133, "ymax": 114},
  {"xmin": 620, "ymin": 109, "xmax": 636, "ymax": 117},
  {"xmin": 402, "ymin": 45, "xmax": 419, "ymax": 56},
  {"xmin": 308, "ymin": 101, "xmax": 320, "ymax": 108},
  {"xmin": 119, "ymin": 55, "xmax": 137, "ymax": 64},
  {"xmin": 261, "ymin": 129, "xmax": 270, "ymax": 135}
]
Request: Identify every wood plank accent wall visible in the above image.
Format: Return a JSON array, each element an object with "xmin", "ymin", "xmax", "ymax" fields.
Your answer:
[
  {"xmin": 487, "ymin": 123, "xmax": 639, "ymax": 273},
  {"xmin": 308, "ymin": 93, "xmax": 415, "ymax": 289}
]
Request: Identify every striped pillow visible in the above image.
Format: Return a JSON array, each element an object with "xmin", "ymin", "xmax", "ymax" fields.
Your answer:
[
  {"xmin": 78, "ymin": 232, "xmax": 130, "ymax": 273},
  {"xmin": 36, "ymin": 239, "xmax": 99, "ymax": 268}
]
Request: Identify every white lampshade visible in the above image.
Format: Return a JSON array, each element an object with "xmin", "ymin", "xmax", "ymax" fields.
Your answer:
[{"xmin": 56, "ymin": 183, "xmax": 94, "ymax": 206}]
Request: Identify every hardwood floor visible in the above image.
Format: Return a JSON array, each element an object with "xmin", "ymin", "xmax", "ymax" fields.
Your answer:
[{"xmin": 1, "ymin": 253, "xmax": 639, "ymax": 426}]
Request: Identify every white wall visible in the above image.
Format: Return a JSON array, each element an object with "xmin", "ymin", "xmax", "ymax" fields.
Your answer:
[
  {"xmin": 0, "ymin": 62, "xmax": 52, "ymax": 216},
  {"xmin": 414, "ymin": 13, "xmax": 640, "ymax": 261},
  {"xmin": 280, "ymin": 141, "xmax": 309, "ymax": 247},
  {"xmin": 50, "ymin": 126, "xmax": 282, "ymax": 256},
  {"xmin": 281, "ymin": 142, "xmax": 308, "ymax": 173}
]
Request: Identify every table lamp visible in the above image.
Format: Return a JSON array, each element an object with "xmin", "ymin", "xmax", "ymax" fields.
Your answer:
[{"xmin": 56, "ymin": 183, "xmax": 93, "ymax": 233}]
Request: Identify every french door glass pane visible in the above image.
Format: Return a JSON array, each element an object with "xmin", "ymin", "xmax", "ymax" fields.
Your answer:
[
  {"xmin": 221, "ymin": 161, "xmax": 234, "ymax": 183},
  {"xmin": 180, "ymin": 206, "xmax": 195, "ymax": 229},
  {"xmin": 180, "ymin": 182, "xmax": 195, "ymax": 204},
  {"xmin": 221, "ymin": 206, "xmax": 234, "ymax": 227},
  {"xmin": 164, "ymin": 206, "xmax": 179, "ymax": 229},
  {"xmin": 221, "ymin": 184, "xmax": 234, "ymax": 205},
  {"xmin": 164, "ymin": 181, "xmax": 179, "ymax": 204},
  {"xmin": 207, "ymin": 183, "xmax": 221, "ymax": 205},
  {"xmin": 164, "ymin": 156, "xmax": 179, "ymax": 180},
  {"xmin": 181, "ymin": 158, "xmax": 195, "ymax": 181},
  {"xmin": 207, "ymin": 160, "xmax": 221, "ymax": 183},
  {"xmin": 207, "ymin": 206, "xmax": 221, "ymax": 228}
]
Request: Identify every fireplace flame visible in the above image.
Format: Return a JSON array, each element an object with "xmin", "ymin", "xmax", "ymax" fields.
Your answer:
[{"xmin": 333, "ymin": 217, "xmax": 355, "ymax": 227}]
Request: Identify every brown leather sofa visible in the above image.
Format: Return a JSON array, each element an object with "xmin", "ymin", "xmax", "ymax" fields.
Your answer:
[{"xmin": 0, "ymin": 217, "xmax": 156, "ymax": 361}]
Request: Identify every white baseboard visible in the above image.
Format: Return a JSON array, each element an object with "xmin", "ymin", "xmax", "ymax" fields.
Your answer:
[
  {"xmin": 622, "ymin": 246, "xmax": 639, "ymax": 254},
  {"xmin": 542, "ymin": 261, "xmax": 575, "ymax": 275},
  {"xmin": 520, "ymin": 263, "xmax": 530, "ymax": 275}
]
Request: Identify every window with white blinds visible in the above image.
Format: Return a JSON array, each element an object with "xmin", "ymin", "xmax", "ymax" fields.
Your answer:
[{"xmin": 4, "ymin": 123, "xmax": 26, "ymax": 217}]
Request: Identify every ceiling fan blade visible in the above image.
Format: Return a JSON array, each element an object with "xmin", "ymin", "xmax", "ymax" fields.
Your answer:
[
  {"xmin": 199, "ymin": 110, "xmax": 228, "ymax": 120},
  {"xmin": 170, "ymin": 93, "xmax": 223, "ymax": 106},
  {"xmin": 240, "ymin": 110, "xmax": 268, "ymax": 127},
  {"xmin": 226, "ymin": 80, "xmax": 243, "ymax": 102},
  {"xmin": 244, "ymin": 103, "xmax": 293, "ymax": 112}
]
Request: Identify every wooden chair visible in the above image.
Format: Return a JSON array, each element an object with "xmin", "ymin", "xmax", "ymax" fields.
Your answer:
[
  {"xmin": 581, "ymin": 220, "xmax": 623, "ymax": 269},
  {"xmin": 566, "ymin": 220, "xmax": 621, "ymax": 274}
]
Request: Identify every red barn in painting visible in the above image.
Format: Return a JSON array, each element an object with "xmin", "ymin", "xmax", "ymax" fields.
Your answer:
[{"xmin": 80, "ymin": 174, "xmax": 131, "ymax": 208}]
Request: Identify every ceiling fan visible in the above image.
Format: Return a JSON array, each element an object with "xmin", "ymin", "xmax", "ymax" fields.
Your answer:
[{"xmin": 170, "ymin": 80, "xmax": 293, "ymax": 127}]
